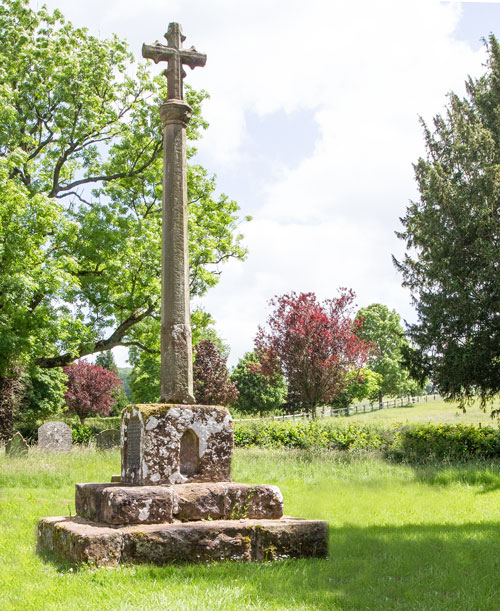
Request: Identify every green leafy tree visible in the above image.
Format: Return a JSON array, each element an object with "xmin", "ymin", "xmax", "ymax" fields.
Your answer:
[
  {"xmin": 231, "ymin": 351, "xmax": 288, "ymax": 417},
  {"xmin": 394, "ymin": 35, "xmax": 500, "ymax": 409},
  {"xmin": 95, "ymin": 351, "xmax": 118, "ymax": 372},
  {"xmin": 332, "ymin": 368, "xmax": 383, "ymax": 409},
  {"xmin": 15, "ymin": 367, "xmax": 67, "ymax": 437},
  {"xmin": 356, "ymin": 304, "xmax": 421, "ymax": 403},
  {"xmin": 95, "ymin": 351, "xmax": 129, "ymax": 414},
  {"xmin": 0, "ymin": 149, "xmax": 76, "ymax": 440},
  {"xmin": 128, "ymin": 349, "xmax": 161, "ymax": 405},
  {"xmin": 0, "ymin": 0, "xmax": 247, "ymax": 439},
  {"xmin": 117, "ymin": 368, "xmax": 133, "ymax": 398}
]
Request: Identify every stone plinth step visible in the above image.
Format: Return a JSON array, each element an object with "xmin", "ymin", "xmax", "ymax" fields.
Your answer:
[
  {"xmin": 76, "ymin": 482, "xmax": 284, "ymax": 525},
  {"xmin": 37, "ymin": 516, "xmax": 328, "ymax": 566}
]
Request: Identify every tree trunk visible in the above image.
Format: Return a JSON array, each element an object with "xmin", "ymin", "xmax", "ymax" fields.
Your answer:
[
  {"xmin": 378, "ymin": 390, "xmax": 383, "ymax": 407},
  {"xmin": 0, "ymin": 375, "xmax": 17, "ymax": 443}
]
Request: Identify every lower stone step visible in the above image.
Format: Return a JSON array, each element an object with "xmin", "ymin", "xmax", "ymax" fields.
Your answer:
[{"xmin": 37, "ymin": 516, "xmax": 328, "ymax": 566}]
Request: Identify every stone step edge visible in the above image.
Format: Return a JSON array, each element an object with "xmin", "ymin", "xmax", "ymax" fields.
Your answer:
[
  {"xmin": 75, "ymin": 481, "xmax": 284, "ymax": 525},
  {"xmin": 37, "ymin": 515, "xmax": 329, "ymax": 566}
]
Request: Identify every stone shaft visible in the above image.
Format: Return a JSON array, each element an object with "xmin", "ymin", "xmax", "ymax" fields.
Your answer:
[
  {"xmin": 160, "ymin": 101, "xmax": 195, "ymax": 404},
  {"xmin": 142, "ymin": 24, "xmax": 205, "ymax": 405}
]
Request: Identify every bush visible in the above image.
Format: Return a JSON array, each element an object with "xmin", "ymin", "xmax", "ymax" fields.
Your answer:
[
  {"xmin": 30, "ymin": 412, "xmax": 500, "ymax": 463},
  {"xmin": 234, "ymin": 420, "xmax": 500, "ymax": 463},
  {"xmin": 234, "ymin": 420, "xmax": 386, "ymax": 452},
  {"xmin": 71, "ymin": 417, "xmax": 121, "ymax": 444},
  {"xmin": 84, "ymin": 416, "xmax": 121, "ymax": 435},
  {"xmin": 389, "ymin": 423, "xmax": 500, "ymax": 463},
  {"xmin": 71, "ymin": 423, "xmax": 93, "ymax": 444}
]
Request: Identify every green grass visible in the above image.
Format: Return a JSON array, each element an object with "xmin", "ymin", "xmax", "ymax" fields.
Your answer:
[
  {"xmin": 2, "ymin": 447, "xmax": 500, "ymax": 609},
  {"xmin": 340, "ymin": 397, "xmax": 500, "ymax": 427}
]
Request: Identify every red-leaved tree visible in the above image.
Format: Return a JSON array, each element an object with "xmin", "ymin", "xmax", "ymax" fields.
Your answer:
[
  {"xmin": 63, "ymin": 360, "xmax": 122, "ymax": 424},
  {"xmin": 255, "ymin": 290, "xmax": 371, "ymax": 418},
  {"xmin": 193, "ymin": 340, "xmax": 239, "ymax": 406}
]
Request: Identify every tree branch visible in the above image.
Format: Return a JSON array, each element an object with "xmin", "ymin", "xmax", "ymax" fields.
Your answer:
[
  {"xmin": 36, "ymin": 303, "xmax": 157, "ymax": 368},
  {"xmin": 52, "ymin": 139, "xmax": 162, "ymax": 197},
  {"xmin": 121, "ymin": 341, "xmax": 160, "ymax": 355}
]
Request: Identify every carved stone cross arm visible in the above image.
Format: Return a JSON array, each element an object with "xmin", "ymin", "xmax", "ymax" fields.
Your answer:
[
  {"xmin": 141, "ymin": 44, "xmax": 207, "ymax": 69},
  {"xmin": 142, "ymin": 23, "xmax": 207, "ymax": 101}
]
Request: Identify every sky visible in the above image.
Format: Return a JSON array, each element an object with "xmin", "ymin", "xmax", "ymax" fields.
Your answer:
[{"xmin": 30, "ymin": 0, "xmax": 500, "ymax": 367}]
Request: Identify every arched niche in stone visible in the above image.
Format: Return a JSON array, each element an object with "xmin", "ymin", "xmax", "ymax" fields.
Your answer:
[{"xmin": 179, "ymin": 429, "xmax": 200, "ymax": 476}]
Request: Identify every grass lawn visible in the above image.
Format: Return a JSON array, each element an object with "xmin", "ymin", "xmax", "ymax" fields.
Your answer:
[
  {"xmin": 339, "ymin": 397, "xmax": 500, "ymax": 427},
  {"xmin": 2, "ymin": 447, "xmax": 500, "ymax": 610}
]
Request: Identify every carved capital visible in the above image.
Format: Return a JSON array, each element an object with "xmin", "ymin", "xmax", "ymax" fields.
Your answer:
[{"xmin": 160, "ymin": 101, "xmax": 192, "ymax": 128}]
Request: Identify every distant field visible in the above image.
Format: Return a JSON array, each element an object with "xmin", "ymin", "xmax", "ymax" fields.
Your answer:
[{"xmin": 340, "ymin": 398, "xmax": 500, "ymax": 427}]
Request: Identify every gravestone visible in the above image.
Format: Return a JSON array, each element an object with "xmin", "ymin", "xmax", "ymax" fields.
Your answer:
[
  {"xmin": 38, "ymin": 421, "xmax": 72, "ymax": 452},
  {"xmin": 5, "ymin": 432, "xmax": 28, "ymax": 457},
  {"xmin": 95, "ymin": 429, "xmax": 120, "ymax": 450},
  {"xmin": 37, "ymin": 22, "xmax": 328, "ymax": 567}
]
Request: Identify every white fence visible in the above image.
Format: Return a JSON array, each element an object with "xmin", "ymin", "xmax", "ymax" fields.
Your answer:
[{"xmin": 233, "ymin": 394, "xmax": 440, "ymax": 423}]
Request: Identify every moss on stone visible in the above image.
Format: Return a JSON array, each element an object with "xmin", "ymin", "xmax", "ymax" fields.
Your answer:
[{"xmin": 126, "ymin": 403, "xmax": 230, "ymax": 419}]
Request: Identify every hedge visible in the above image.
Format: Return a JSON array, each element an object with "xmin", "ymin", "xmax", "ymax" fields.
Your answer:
[
  {"xmin": 28, "ymin": 415, "xmax": 500, "ymax": 463},
  {"xmin": 389, "ymin": 423, "xmax": 500, "ymax": 463},
  {"xmin": 71, "ymin": 416, "xmax": 121, "ymax": 444},
  {"xmin": 233, "ymin": 420, "xmax": 387, "ymax": 452}
]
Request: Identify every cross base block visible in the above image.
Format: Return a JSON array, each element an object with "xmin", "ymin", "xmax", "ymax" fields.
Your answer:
[
  {"xmin": 37, "ymin": 516, "xmax": 328, "ymax": 566},
  {"xmin": 75, "ymin": 482, "xmax": 284, "ymax": 525}
]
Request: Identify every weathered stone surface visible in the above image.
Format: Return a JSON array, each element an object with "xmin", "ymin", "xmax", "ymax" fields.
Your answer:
[
  {"xmin": 76, "ymin": 483, "xmax": 174, "ymax": 525},
  {"xmin": 142, "ymin": 23, "xmax": 206, "ymax": 102},
  {"xmin": 37, "ymin": 516, "xmax": 122, "ymax": 566},
  {"xmin": 95, "ymin": 429, "xmax": 120, "ymax": 450},
  {"xmin": 142, "ymin": 24, "xmax": 206, "ymax": 405},
  {"xmin": 5, "ymin": 432, "xmax": 28, "ymax": 457},
  {"xmin": 121, "ymin": 404, "xmax": 233, "ymax": 485},
  {"xmin": 74, "ymin": 482, "xmax": 283, "ymax": 525},
  {"xmin": 37, "ymin": 516, "xmax": 328, "ymax": 566},
  {"xmin": 173, "ymin": 483, "xmax": 284, "ymax": 521},
  {"xmin": 38, "ymin": 421, "xmax": 72, "ymax": 452}
]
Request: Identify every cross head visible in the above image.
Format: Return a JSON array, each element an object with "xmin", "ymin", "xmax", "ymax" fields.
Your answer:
[{"xmin": 142, "ymin": 23, "xmax": 206, "ymax": 101}]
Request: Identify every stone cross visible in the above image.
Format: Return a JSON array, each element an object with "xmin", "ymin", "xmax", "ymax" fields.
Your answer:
[
  {"xmin": 142, "ymin": 23, "xmax": 206, "ymax": 101},
  {"xmin": 142, "ymin": 24, "xmax": 206, "ymax": 404}
]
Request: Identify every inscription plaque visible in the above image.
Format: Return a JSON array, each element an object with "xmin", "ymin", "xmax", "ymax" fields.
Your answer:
[{"xmin": 126, "ymin": 419, "xmax": 141, "ymax": 471}]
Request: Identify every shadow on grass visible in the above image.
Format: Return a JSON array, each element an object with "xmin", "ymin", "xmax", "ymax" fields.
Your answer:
[
  {"xmin": 194, "ymin": 522, "xmax": 500, "ymax": 610},
  {"xmin": 410, "ymin": 462, "xmax": 500, "ymax": 493},
  {"xmin": 38, "ymin": 522, "xmax": 500, "ymax": 610},
  {"xmin": 37, "ymin": 548, "xmax": 80, "ymax": 573}
]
